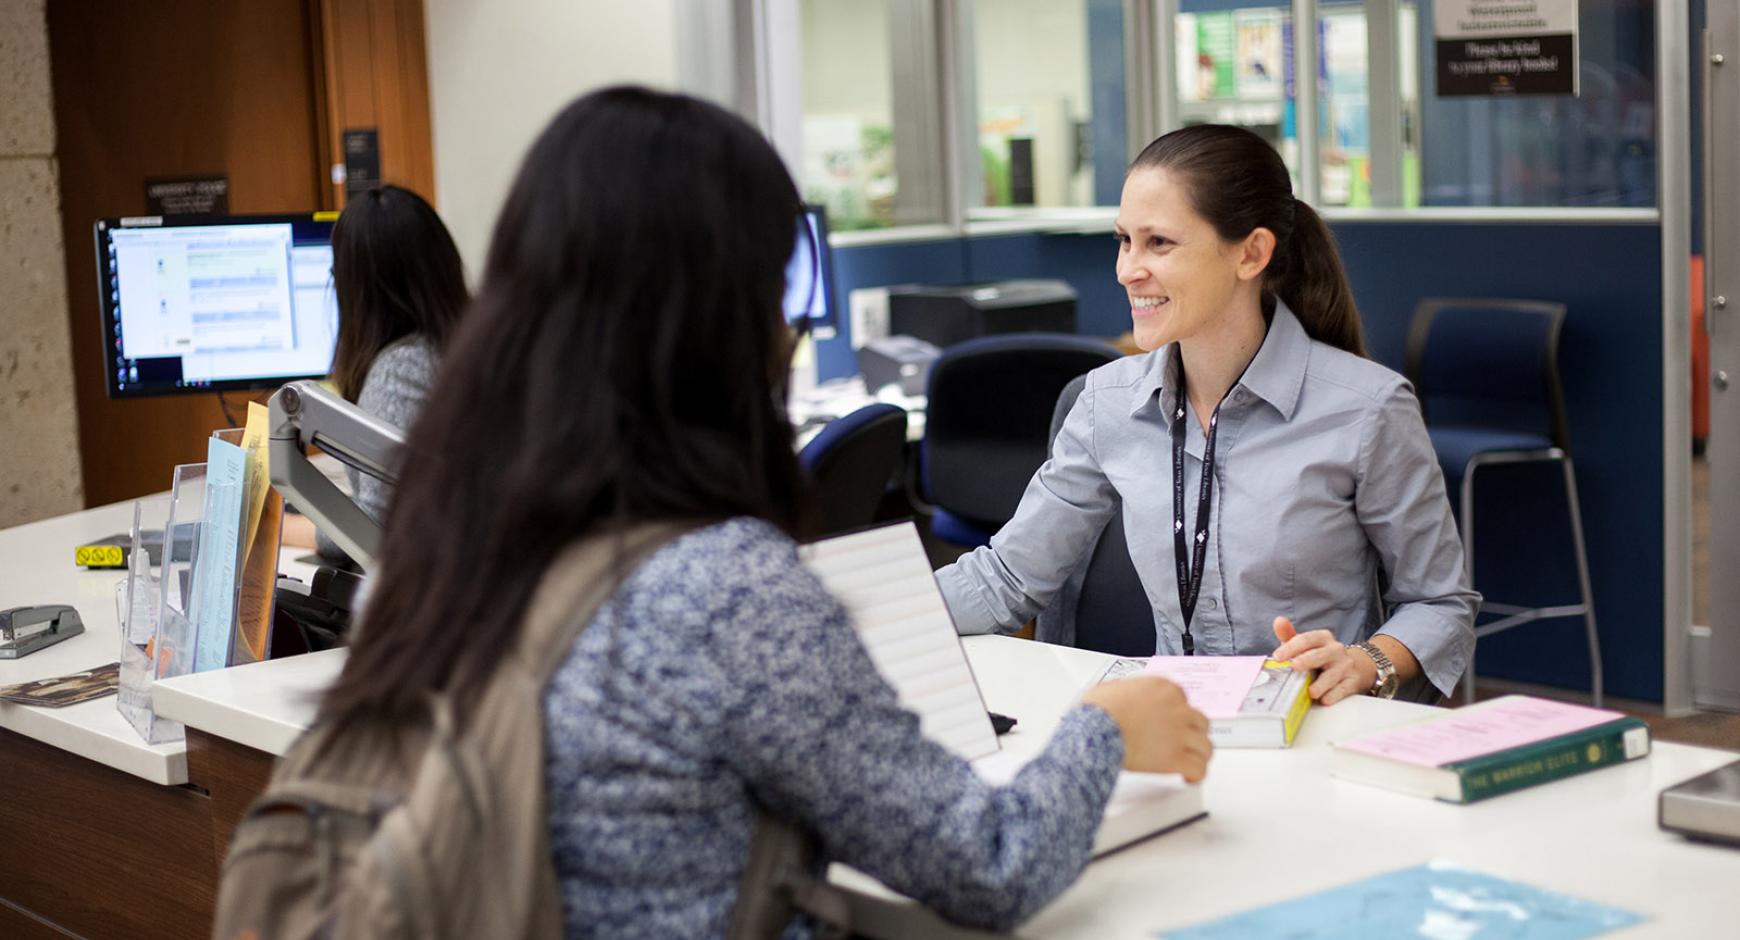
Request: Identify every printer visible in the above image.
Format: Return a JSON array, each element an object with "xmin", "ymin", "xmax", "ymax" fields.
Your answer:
[{"xmin": 888, "ymin": 279, "xmax": 1077, "ymax": 349}]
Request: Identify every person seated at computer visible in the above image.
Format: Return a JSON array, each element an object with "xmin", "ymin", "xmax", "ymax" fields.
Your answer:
[
  {"xmin": 316, "ymin": 87, "xmax": 1213, "ymax": 936},
  {"xmin": 936, "ymin": 124, "xmax": 1478, "ymax": 705},
  {"xmin": 278, "ymin": 184, "xmax": 469, "ymax": 558}
]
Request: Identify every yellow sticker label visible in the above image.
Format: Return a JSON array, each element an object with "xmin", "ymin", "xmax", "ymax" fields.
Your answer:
[
  {"xmin": 76, "ymin": 545, "xmax": 126, "ymax": 567},
  {"xmin": 312, "ymin": 210, "xmax": 340, "ymax": 222}
]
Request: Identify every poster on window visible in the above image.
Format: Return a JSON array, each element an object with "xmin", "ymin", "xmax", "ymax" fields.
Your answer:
[
  {"xmin": 1435, "ymin": 0, "xmax": 1577, "ymax": 97},
  {"xmin": 1235, "ymin": 9, "xmax": 1285, "ymax": 101}
]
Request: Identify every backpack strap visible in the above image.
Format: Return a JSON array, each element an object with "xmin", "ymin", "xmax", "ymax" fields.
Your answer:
[
  {"xmin": 505, "ymin": 520, "xmax": 855, "ymax": 940},
  {"xmin": 511, "ymin": 522, "xmax": 692, "ymax": 686},
  {"xmin": 729, "ymin": 812, "xmax": 853, "ymax": 940}
]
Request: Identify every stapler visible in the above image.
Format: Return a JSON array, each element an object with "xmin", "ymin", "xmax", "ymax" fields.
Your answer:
[{"xmin": 0, "ymin": 605, "xmax": 85, "ymax": 659}]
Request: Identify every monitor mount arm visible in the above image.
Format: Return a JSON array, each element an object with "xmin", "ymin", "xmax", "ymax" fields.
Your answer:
[{"xmin": 268, "ymin": 380, "xmax": 406, "ymax": 570}]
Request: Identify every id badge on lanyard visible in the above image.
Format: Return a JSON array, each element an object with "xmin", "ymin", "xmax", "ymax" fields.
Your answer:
[{"xmin": 1170, "ymin": 369, "xmax": 1233, "ymax": 655}]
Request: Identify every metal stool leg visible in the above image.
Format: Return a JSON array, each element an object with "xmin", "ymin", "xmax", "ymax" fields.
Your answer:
[
  {"xmin": 1560, "ymin": 456, "xmax": 1603, "ymax": 708},
  {"xmin": 1461, "ymin": 462, "xmax": 1478, "ymax": 706}
]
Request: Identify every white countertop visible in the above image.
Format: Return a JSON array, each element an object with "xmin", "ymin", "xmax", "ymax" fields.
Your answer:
[
  {"xmin": 152, "ymin": 647, "xmax": 344, "ymax": 756},
  {"xmin": 0, "ymin": 498, "xmax": 320, "ymax": 784},
  {"xmin": 9, "ymin": 508, "xmax": 1739, "ymax": 939},
  {"xmin": 856, "ymin": 638, "xmax": 1740, "ymax": 938}
]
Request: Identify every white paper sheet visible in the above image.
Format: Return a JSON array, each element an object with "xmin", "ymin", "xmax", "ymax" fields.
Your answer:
[{"xmin": 799, "ymin": 523, "xmax": 1000, "ymax": 762}]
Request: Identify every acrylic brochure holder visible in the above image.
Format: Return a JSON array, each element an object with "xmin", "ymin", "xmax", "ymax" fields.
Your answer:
[
  {"xmin": 116, "ymin": 492, "xmax": 178, "ymax": 744},
  {"xmin": 116, "ymin": 427, "xmax": 279, "ymax": 745}
]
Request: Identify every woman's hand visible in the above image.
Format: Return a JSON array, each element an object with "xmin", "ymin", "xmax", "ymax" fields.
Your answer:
[
  {"xmin": 1080, "ymin": 676, "xmax": 1213, "ymax": 782},
  {"xmin": 1271, "ymin": 616, "xmax": 1376, "ymax": 706}
]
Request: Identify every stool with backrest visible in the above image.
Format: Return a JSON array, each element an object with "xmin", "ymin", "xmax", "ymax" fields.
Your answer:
[
  {"xmin": 1405, "ymin": 297, "xmax": 1602, "ymax": 707},
  {"xmin": 920, "ymin": 333, "xmax": 1121, "ymax": 547},
  {"xmin": 798, "ymin": 403, "xmax": 908, "ymax": 537}
]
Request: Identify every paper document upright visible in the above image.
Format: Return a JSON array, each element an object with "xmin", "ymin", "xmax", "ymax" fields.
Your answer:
[{"xmin": 801, "ymin": 523, "xmax": 1204, "ymax": 856}]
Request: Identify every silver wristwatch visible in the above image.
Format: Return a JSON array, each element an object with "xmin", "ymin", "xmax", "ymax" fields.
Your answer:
[{"xmin": 1352, "ymin": 641, "xmax": 1399, "ymax": 699}]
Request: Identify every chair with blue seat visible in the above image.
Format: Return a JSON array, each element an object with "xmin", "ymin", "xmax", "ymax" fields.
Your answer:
[
  {"xmin": 921, "ymin": 333, "xmax": 1122, "ymax": 547},
  {"xmin": 1404, "ymin": 297, "xmax": 1602, "ymax": 707},
  {"xmin": 798, "ymin": 402, "xmax": 908, "ymax": 537}
]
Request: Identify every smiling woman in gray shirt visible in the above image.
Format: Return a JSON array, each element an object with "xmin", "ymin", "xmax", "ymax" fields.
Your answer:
[{"xmin": 938, "ymin": 125, "xmax": 1477, "ymax": 704}]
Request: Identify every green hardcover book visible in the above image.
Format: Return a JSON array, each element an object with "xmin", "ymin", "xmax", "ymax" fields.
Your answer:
[
  {"xmin": 1331, "ymin": 695, "xmax": 1652, "ymax": 803},
  {"xmin": 1449, "ymin": 716, "xmax": 1650, "ymax": 802}
]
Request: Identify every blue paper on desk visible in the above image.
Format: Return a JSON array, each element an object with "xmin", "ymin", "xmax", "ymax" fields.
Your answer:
[
  {"xmin": 1159, "ymin": 860, "xmax": 1643, "ymax": 940},
  {"xmin": 191, "ymin": 437, "xmax": 247, "ymax": 673}
]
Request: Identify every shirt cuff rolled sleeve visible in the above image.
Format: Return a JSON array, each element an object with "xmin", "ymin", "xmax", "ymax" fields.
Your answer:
[
  {"xmin": 936, "ymin": 563, "xmax": 1006, "ymax": 636},
  {"xmin": 1376, "ymin": 604, "xmax": 1475, "ymax": 698}
]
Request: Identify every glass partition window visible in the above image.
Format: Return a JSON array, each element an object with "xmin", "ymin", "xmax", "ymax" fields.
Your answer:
[
  {"xmin": 800, "ymin": 0, "xmax": 901, "ymax": 230},
  {"xmin": 790, "ymin": 0, "xmax": 1658, "ymax": 226},
  {"xmin": 970, "ymin": 0, "xmax": 1127, "ymax": 210},
  {"xmin": 1175, "ymin": 3, "xmax": 1299, "ymax": 188},
  {"xmin": 1411, "ymin": 0, "xmax": 1656, "ymax": 208},
  {"xmin": 1319, "ymin": 3, "xmax": 1369, "ymax": 207},
  {"xmin": 1164, "ymin": 0, "xmax": 1654, "ymax": 210},
  {"xmin": 1173, "ymin": 1, "xmax": 1371, "ymax": 206},
  {"xmin": 1399, "ymin": 0, "xmax": 1421, "ymax": 207}
]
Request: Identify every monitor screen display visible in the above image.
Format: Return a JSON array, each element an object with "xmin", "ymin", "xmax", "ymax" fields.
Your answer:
[
  {"xmin": 782, "ymin": 205, "xmax": 836, "ymax": 336},
  {"xmin": 95, "ymin": 213, "xmax": 338, "ymax": 398}
]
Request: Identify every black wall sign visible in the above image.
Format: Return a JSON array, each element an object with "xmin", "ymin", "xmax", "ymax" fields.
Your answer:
[
  {"xmin": 1434, "ymin": 0, "xmax": 1578, "ymax": 98},
  {"xmin": 1436, "ymin": 33, "xmax": 1576, "ymax": 97},
  {"xmin": 144, "ymin": 176, "xmax": 229, "ymax": 216},
  {"xmin": 342, "ymin": 128, "xmax": 381, "ymax": 201}
]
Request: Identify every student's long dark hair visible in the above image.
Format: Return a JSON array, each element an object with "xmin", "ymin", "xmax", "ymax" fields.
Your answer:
[
  {"xmin": 327, "ymin": 184, "xmax": 469, "ymax": 401},
  {"xmin": 1131, "ymin": 125, "xmax": 1367, "ymax": 357},
  {"xmin": 320, "ymin": 87, "xmax": 809, "ymax": 724}
]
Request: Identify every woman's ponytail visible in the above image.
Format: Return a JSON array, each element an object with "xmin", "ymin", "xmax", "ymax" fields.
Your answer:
[{"xmin": 1274, "ymin": 198, "xmax": 1366, "ymax": 357}]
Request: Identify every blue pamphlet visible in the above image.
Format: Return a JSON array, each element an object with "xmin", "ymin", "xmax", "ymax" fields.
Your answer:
[
  {"xmin": 1160, "ymin": 861, "xmax": 1644, "ymax": 940},
  {"xmin": 191, "ymin": 437, "xmax": 247, "ymax": 673}
]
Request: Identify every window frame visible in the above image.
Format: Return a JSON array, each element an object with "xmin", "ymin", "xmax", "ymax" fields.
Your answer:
[{"xmin": 728, "ymin": 0, "xmax": 1665, "ymax": 249}]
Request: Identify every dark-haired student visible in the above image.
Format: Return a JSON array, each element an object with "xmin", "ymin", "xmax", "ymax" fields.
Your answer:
[
  {"xmin": 318, "ymin": 87, "xmax": 1213, "ymax": 936},
  {"xmin": 279, "ymin": 184, "xmax": 469, "ymax": 559},
  {"xmin": 937, "ymin": 124, "xmax": 1479, "ymax": 705}
]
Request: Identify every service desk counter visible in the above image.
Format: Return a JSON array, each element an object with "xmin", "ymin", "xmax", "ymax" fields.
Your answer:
[
  {"xmin": 150, "ymin": 639, "xmax": 1740, "ymax": 939},
  {"xmin": 4, "ymin": 498, "xmax": 1737, "ymax": 939},
  {"xmin": 0, "ymin": 499, "xmax": 318, "ymax": 939},
  {"xmin": 841, "ymin": 639, "xmax": 1740, "ymax": 938}
]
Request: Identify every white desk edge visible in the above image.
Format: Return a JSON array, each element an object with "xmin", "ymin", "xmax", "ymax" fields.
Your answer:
[{"xmin": 0, "ymin": 497, "xmax": 323, "ymax": 785}]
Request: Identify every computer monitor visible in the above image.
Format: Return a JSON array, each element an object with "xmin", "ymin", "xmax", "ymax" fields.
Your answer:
[
  {"xmin": 782, "ymin": 205, "xmax": 837, "ymax": 338},
  {"xmin": 94, "ymin": 213, "xmax": 339, "ymax": 398}
]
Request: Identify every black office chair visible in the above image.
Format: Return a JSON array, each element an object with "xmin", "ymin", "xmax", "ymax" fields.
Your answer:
[
  {"xmin": 798, "ymin": 403, "xmax": 908, "ymax": 537},
  {"xmin": 1033, "ymin": 375, "xmax": 1155, "ymax": 655},
  {"xmin": 1405, "ymin": 297, "xmax": 1602, "ymax": 707},
  {"xmin": 921, "ymin": 333, "xmax": 1121, "ymax": 547}
]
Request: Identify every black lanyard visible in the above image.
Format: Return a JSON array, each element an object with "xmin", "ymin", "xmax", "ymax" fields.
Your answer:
[{"xmin": 1169, "ymin": 367, "xmax": 1232, "ymax": 655}]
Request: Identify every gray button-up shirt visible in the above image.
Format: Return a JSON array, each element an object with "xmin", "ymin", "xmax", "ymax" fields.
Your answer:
[{"xmin": 936, "ymin": 303, "xmax": 1478, "ymax": 696}]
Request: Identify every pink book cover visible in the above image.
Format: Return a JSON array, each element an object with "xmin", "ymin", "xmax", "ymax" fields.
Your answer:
[
  {"xmin": 1339, "ymin": 696, "xmax": 1625, "ymax": 767},
  {"xmin": 1140, "ymin": 656, "xmax": 1268, "ymax": 719}
]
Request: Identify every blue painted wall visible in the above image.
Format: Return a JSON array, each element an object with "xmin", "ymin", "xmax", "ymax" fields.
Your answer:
[{"xmin": 820, "ymin": 221, "xmax": 1666, "ymax": 700}]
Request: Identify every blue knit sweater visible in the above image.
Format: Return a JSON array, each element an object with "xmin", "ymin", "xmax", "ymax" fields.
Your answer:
[{"xmin": 542, "ymin": 518, "xmax": 1124, "ymax": 937}]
